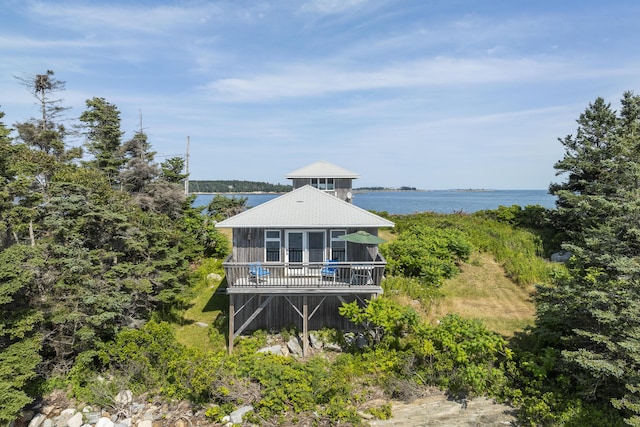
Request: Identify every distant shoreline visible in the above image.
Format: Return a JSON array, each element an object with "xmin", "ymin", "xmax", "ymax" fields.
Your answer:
[{"xmin": 189, "ymin": 188, "xmax": 498, "ymax": 195}]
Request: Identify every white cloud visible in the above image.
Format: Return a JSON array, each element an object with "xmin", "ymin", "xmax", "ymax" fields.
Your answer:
[
  {"xmin": 204, "ymin": 56, "xmax": 618, "ymax": 102},
  {"xmin": 25, "ymin": 1, "xmax": 221, "ymax": 35},
  {"xmin": 0, "ymin": 35, "xmax": 104, "ymax": 50},
  {"xmin": 301, "ymin": 0, "xmax": 370, "ymax": 15}
]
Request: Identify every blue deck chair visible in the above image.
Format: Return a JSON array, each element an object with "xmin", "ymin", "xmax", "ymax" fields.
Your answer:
[
  {"xmin": 320, "ymin": 259, "xmax": 339, "ymax": 282},
  {"xmin": 249, "ymin": 262, "xmax": 270, "ymax": 282}
]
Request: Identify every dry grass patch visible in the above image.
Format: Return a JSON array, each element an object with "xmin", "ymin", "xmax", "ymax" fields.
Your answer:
[{"xmin": 427, "ymin": 252, "xmax": 535, "ymax": 337}]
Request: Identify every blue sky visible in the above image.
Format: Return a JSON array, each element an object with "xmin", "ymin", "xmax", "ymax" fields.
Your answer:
[{"xmin": 1, "ymin": 0, "xmax": 639, "ymax": 189}]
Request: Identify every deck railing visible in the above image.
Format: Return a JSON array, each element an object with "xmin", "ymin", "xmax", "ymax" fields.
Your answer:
[{"xmin": 222, "ymin": 257, "xmax": 387, "ymax": 289}]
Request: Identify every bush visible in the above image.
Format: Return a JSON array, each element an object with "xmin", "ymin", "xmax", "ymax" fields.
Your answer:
[
  {"xmin": 411, "ymin": 314, "xmax": 511, "ymax": 397},
  {"xmin": 388, "ymin": 211, "xmax": 562, "ymax": 287},
  {"xmin": 382, "ymin": 225, "xmax": 472, "ymax": 286}
]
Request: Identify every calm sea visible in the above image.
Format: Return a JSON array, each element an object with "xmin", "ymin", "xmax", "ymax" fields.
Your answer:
[{"xmin": 193, "ymin": 189, "xmax": 556, "ymax": 215}]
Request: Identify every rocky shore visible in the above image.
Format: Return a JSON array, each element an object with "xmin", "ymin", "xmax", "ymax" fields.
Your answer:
[{"xmin": 15, "ymin": 389, "xmax": 221, "ymax": 427}]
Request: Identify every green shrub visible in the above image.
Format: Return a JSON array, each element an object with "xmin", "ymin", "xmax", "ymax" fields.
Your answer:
[
  {"xmin": 382, "ymin": 224, "xmax": 472, "ymax": 286},
  {"xmin": 388, "ymin": 211, "xmax": 561, "ymax": 287},
  {"xmin": 367, "ymin": 403, "xmax": 392, "ymax": 419},
  {"xmin": 409, "ymin": 314, "xmax": 511, "ymax": 397},
  {"xmin": 382, "ymin": 275, "xmax": 442, "ymax": 305}
]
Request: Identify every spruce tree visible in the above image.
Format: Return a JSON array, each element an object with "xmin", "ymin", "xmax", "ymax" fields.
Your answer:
[
  {"xmin": 79, "ymin": 97, "xmax": 125, "ymax": 185},
  {"xmin": 540, "ymin": 91, "xmax": 640, "ymax": 424}
]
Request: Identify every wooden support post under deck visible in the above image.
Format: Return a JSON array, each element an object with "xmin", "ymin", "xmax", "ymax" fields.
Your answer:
[
  {"xmin": 303, "ymin": 296, "xmax": 309, "ymax": 357},
  {"xmin": 228, "ymin": 294, "xmax": 235, "ymax": 354}
]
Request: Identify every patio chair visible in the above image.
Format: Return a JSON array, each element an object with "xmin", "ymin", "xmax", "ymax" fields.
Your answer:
[
  {"xmin": 249, "ymin": 262, "xmax": 270, "ymax": 282},
  {"xmin": 320, "ymin": 259, "xmax": 339, "ymax": 282}
]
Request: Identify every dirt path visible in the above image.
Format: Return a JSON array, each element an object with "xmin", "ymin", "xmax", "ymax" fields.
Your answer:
[
  {"xmin": 368, "ymin": 391, "xmax": 516, "ymax": 426},
  {"xmin": 428, "ymin": 252, "xmax": 536, "ymax": 337}
]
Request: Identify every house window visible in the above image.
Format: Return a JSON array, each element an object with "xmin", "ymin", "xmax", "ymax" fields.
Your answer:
[
  {"xmin": 265, "ymin": 230, "xmax": 281, "ymax": 262},
  {"xmin": 310, "ymin": 178, "xmax": 335, "ymax": 191},
  {"xmin": 331, "ymin": 230, "xmax": 346, "ymax": 261}
]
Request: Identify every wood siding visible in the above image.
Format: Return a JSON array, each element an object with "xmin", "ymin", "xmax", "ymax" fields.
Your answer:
[
  {"xmin": 231, "ymin": 227, "xmax": 381, "ymax": 263},
  {"xmin": 230, "ymin": 293, "xmax": 372, "ymax": 333},
  {"xmin": 290, "ymin": 178, "xmax": 353, "ymax": 202}
]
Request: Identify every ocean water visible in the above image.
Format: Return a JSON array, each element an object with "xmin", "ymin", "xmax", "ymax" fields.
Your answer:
[{"xmin": 193, "ymin": 189, "xmax": 556, "ymax": 215}]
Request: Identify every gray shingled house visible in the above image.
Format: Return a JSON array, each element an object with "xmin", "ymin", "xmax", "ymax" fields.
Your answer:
[{"xmin": 216, "ymin": 161, "xmax": 394, "ymax": 354}]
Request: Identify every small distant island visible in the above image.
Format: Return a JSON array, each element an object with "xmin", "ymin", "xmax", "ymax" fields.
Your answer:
[
  {"xmin": 450, "ymin": 189, "xmax": 494, "ymax": 192},
  {"xmin": 355, "ymin": 186, "xmax": 418, "ymax": 191}
]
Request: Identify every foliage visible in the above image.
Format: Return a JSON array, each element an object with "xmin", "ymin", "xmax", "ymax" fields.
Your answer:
[
  {"xmin": 160, "ymin": 156, "xmax": 187, "ymax": 184},
  {"xmin": 475, "ymin": 204, "xmax": 562, "ymax": 256},
  {"xmin": 521, "ymin": 91, "xmax": 640, "ymax": 425},
  {"xmin": 0, "ymin": 245, "xmax": 43, "ymax": 425},
  {"xmin": 340, "ymin": 298, "xmax": 420, "ymax": 347},
  {"xmin": 388, "ymin": 212, "xmax": 560, "ymax": 287},
  {"xmin": 0, "ymin": 77, "xmax": 220, "ymax": 420},
  {"xmin": 412, "ymin": 314, "xmax": 511, "ymax": 397},
  {"xmin": 206, "ymin": 194, "xmax": 247, "ymax": 221},
  {"xmin": 382, "ymin": 275, "xmax": 442, "ymax": 305},
  {"xmin": 79, "ymin": 97, "xmax": 125, "ymax": 185},
  {"xmin": 341, "ymin": 298, "xmax": 511, "ymax": 398},
  {"xmin": 68, "ymin": 300, "xmax": 513, "ymax": 425},
  {"xmin": 189, "ymin": 180, "xmax": 291, "ymax": 193},
  {"xmin": 382, "ymin": 224, "xmax": 471, "ymax": 286}
]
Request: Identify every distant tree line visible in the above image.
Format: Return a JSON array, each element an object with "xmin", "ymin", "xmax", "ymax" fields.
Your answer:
[
  {"xmin": 356, "ymin": 186, "xmax": 417, "ymax": 191},
  {"xmin": 189, "ymin": 180, "xmax": 292, "ymax": 193}
]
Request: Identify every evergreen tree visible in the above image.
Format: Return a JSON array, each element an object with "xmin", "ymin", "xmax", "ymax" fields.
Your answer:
[
  {"xmin": 79, "ymin": 97, "xmax": 125, "ymax": 185},
  {"xmin": 10, "ymin": 71, "xmax": 81, "ymax": 246},
  {"xmin": 0, "ymin": 81, "xmax": 203, "ymax": 421},
  {"xmin": 538, "ymin": 91, "xmax": 640, "ymax": 424},
  {"xmin": 160, "ymin": 156, "xmax": 187, "ymax": 184},
  {"xmin": 119, "ymin": 131, "xmax": 158, "ymax": 194},
  {"xmin": 0, "ymin": 246, "xmax": 43, "ymax": 425},
  {"xmin": 0, "ymin": 110, "xmax": 16, "ymax": 247},
  {"xmin": 0, "ymin": 111, "xmax": 43, "ymax": 424}
]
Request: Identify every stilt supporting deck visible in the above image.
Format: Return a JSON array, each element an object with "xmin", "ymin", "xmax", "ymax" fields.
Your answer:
[
  {"xmin": 227, "ymin": 291, "xmax": 381, "ymax": 355},
  {"xmin": 228, "ymin": 294, "xmax": 235, "ymax": 354},
  {"xmin": 303, "ymin": 296, "xmax": 309, "ymax": 357}
]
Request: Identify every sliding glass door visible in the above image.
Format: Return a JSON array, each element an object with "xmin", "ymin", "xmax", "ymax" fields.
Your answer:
[{"xmin": 286, "ymin": 231, "xmax": 325, "ymax": 264}]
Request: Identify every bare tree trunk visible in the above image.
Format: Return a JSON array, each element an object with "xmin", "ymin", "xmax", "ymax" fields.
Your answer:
[{"xmin": 29, "ymin": 220, "xmax": 35, "ymax": 246}]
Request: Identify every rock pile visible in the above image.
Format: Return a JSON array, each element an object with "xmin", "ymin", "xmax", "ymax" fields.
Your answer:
[{"xmin": 15, "ymin": 390, "xmax": 249, "ymax": 427}]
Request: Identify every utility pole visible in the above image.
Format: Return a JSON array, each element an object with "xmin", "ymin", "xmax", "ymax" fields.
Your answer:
[{"xmin": 184, "ymin": 136, "xmax": 190, "ymax": 195}]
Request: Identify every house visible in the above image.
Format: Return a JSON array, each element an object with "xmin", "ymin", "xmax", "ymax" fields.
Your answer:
[{"xmin": 216, "ymin": 161, "xmax": 394, "ymax": 354}]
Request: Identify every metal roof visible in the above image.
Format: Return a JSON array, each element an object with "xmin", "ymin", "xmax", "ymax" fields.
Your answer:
[
  {"xmin": 215, "ymin": 185, "xmax": 394, "ymax": 228},
  {"xmin": 285, "ymin": 161, "xmax": 360, "ymax": 179}
]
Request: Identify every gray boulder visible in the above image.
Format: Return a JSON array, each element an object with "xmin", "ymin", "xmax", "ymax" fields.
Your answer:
[
  {"xmin": 309, "ymin": 332, "xmax": 323, "ymax": 349},
  {"xmin": 287, "ymin": 336, "xmax": 303, "ymax": 356},
  {"xmin": 66, "ymin": 412, "xmax": 83, "ymax": 427},
  {"xmin": 28, "ymin": 414, "xmax": 47, "ymax": 427},
  {"xmin": 258, "ymin": 345, "xmax": 286, "ymax": 356},
  {"xmin": 230, "ymin": 406, "xmax": 254, "ymax": 424},
  {"xmin": 95, "ymin": 418, "xmax": 114, "ymax": 427},
  {"xmin": 114, "ymin": 389, "xmax": 133, "ymax": 406},
  {"xmin": 551, "ymin": 250, "xmax": 572, "ymax": 263}
]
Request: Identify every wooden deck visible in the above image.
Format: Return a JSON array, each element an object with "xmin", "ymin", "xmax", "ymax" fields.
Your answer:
[
  {"xmin": 223, "ymin": 261, "xmax": 386, "ymax": 294},
  {"xmin": 222, "ymin": 259, "xmax": 388, "ymax": 355}
]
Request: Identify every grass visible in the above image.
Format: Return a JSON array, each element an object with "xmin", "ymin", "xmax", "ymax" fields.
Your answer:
[
  {"xmin": 173, "ymin": 261, "xmax": 229, "ymax": 352},
  {"xmin": 426, "ymin": 252, "xmax": 536, "ymax": 337}
]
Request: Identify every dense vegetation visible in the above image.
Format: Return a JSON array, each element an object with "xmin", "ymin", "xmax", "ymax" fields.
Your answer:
[
  {"xmin": 2, "ymin": 72, "xmax": 640, "ymax": 426},
  {"xmin": 189, "ymin": 180, "xmax": 292, "ymax": 193},
  {"xmin": 515, "ymin": 92, "xmax": 640, "ymax": 426},
  {"xmin": 0, "ymin": 72, "xmax": 230, "ymax": 424}
]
